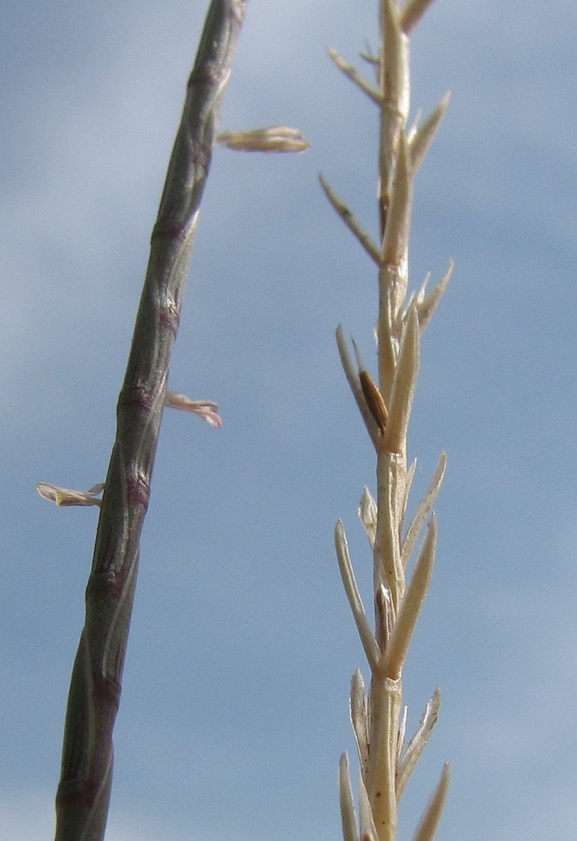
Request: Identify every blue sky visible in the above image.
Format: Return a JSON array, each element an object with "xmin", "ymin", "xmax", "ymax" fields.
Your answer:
[{"xmin": 2, "ymin": 1, "xmax": 577, "ymax": 839}]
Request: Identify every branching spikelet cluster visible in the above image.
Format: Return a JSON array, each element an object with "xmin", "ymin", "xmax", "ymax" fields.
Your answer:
[{"xmin": 322, "ymin": 2, "xmax": 452, "ymax": 841}]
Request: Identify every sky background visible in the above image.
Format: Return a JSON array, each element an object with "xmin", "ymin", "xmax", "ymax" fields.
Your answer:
[{"xmin": 1, "ymin": 0, "xmax": 577, "ymax": 839}]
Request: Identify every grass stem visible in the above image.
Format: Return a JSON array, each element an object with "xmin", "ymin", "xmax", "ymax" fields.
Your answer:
[{"xmin": 53, "ymin": 3, "xmax": 248, "ymax": 838}]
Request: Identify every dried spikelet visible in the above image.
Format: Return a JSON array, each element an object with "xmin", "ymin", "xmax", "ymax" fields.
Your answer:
[
  {"xmin": 216, "ymin": 125, "xmax": 309, "ymax": 152},
  {"xmin": 36, "ymin": 482, "xmax": 104, "ymax": 507}
]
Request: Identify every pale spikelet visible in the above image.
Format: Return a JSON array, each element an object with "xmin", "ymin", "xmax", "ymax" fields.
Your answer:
[
  {"xmin": 401, "ymin": 453, "xmax": 446, "ymax": 567},
  {"xmin": 335, "ymin": 521, "xmax": 381, "ymax": 672},
  {"xmin": 350, "ymin": 670, "xmax": 370, "ymax": 781},
  {"xmin": 399, "ymin": 0, "xmax": 439, "ymax": 34},
  {"xmin": 215, "ymin": 125, "xmax": 309, "ymax": 153},
  {"xmin": 327, "ymin": 46, "xmax": 382, "ymax": 105},
  {"xmin": 381, "ymin": 133, "xmax": 413, "ymax": 268},
  {"xmin": 358, "ymin": 487, "xmax": 377, "ymax": 548},
  {"xmin": 402, "ymin": 458, "xmax": 417, "ymax": 524},
  {"xmin": 36, "ymin": 482, "xmax": 104, "ymax": 507},
  {"xmin": 396, "ymin": 705, "xmax": 409, "ymax": 763},
  {"xmin": 397, "ymin": 688, "xmax": 441, "ymax": 797},
  {"xmin": 358, "ymin": 769, "xmax": 379, "ymax": 841},
  {"xmin": 374, "ymin": 451, "xmax": 405, "ymax": 605},
  {"xmin": 416, "ymin": 260, "xmax": 453, "ymax": 331},
  {"xmin": 384, "ymin": 515, "xmax": 437, "ymax": 679},
  {"xmin": 339, "ymin": 754, "xmax": 359, "ymax": 841},
  {"xmin": 410, "ymin": 764, "xmax": 450, "ymax": 841},
  {"xmin": 384, "ymin": 303, "xmax": 419, "ymax": 454},
  {"xmin": 409, "ymin": 93, "xmax": 451, "ymax": 173},
  {"xmin": 165, "ymin": 387, "xmax": 222, "ymax": 427},
  {"xmin": 320, "ymin": 174, "xmax": 381, "ymax": 266},
  {"xmin": 336, "ymin": 326, "xmax": 381, "ymax": 448}
]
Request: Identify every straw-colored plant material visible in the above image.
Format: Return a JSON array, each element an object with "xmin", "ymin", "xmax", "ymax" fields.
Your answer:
[
  {"xmin": 165, "ymin": 388, "xmax": 222, "ymax": 427},
  {"xmin": 396, "ymin": 687, "xmax": 441, "ymax": 797},
  {"xmin": 327, "ymin": 46, "xmax": 381, "ymax": 104},
  {"xmin": 324, "ymin": 2, "xmax": 451, "ymax": 840},
  {"xmin": 36, "ymin": 482, "xmax": 105, "ymax": 507},
  {"xmin": 383, "ymin": 516, "xmax": 437, "ymax": 679},
  {"xmin": 216, "ymin": 125, "xmax": 309, "ymax": 152},
  {"xmin": 401, "ymin": 454, "xmax": 446, "ymax": 567},
  {"xmin": 411, "ymin": 764, "xmax": 450, "ymax": 841},
  {"xmin": 350, "ymin": 670, "xmax": 370, "ymax": 780},
  {"xmin": 335, "ymin": 521, "xmax": 381, "ymax": 672},
  {"xmin": 339, "ymin": 753, "xmax": 360, "ymax": 841},
  {"xmin": 416, "ymin": 259, "xmax": 453, "ymax": 331},
  {"xmin": 319, "ymin": 174, "xmax": 382, "ymax": 266},
  {"xmin": 409, "ymin": 92, "xmax": 451, "ymax": 173},
  {"xmin": 336, "ymin": 326, "xmax": 381, "ymax": 449}
]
